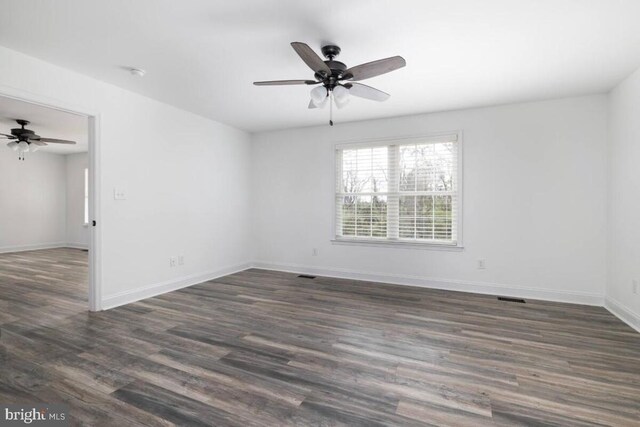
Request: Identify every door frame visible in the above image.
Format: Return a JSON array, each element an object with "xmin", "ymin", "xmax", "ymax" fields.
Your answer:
[{"xmin": 0, "ymin": 84, "xmax": 103, "ymax": 311}]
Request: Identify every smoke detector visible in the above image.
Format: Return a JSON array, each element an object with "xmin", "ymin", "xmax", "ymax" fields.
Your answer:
[{"xmin": 129, "ymin": 68, "xmax": 146, "ymax": 77}]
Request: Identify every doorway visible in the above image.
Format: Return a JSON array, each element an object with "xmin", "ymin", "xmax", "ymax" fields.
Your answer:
[{"xmin": 0, "ymin": 88, "xmax": 101, "ymax": 312}]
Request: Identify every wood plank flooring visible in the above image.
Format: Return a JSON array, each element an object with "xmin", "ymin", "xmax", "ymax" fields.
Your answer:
[{"xmin": 1, "ymin": 248, "xmax": 640, "ymax": 426}]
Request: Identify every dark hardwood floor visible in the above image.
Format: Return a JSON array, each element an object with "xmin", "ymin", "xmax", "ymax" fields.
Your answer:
[{"xmin": 1, "ymin": 248, "xmax": 640, "ymax": 426}]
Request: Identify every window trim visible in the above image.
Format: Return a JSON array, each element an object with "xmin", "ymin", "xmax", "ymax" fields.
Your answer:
[{"xmin": 331, "ymin": 131, "xmax": 464, "ymax": 250}]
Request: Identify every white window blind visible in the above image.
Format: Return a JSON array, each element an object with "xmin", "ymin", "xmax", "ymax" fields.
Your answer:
[{"xmin": 335, "ymin": 134, "xmax": 460, "ymax": 245}]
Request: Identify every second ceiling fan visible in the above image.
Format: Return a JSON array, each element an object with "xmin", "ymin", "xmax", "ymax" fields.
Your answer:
[
  {"xmin": 254, "ymin": 42, "xmax": 406, "ymax": 125},
  {"xmin": 1, "ymin": 119, "xmax": 76, "ymax": 160}
]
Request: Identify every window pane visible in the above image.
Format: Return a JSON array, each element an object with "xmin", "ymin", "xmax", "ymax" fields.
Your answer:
[
  {"xmin": 399, "ymin": 195, "xmax": 454, "ymax": 241},
  {"xmin": 356, "ymin": 195, "xmax": 372, "ymax": 236},
  {"xmin": 399, "ymin": 146, "xmax": 416, "ymax": 191},
  {"xmin": 341, "ymin": 195, "xmax": 356, "ymax": 236},
  {"xmin": 372, "ymin": 195, "xmax": 387, "ymax": 237},
  {"xmin": 434, "ymin": 142, "xmax": 455, "ymax": 192},
  {"xmin": 416, "ymin": 195, "xmax": 434, "ymax": 239},
  {"xmin": 342, "ymin": 146, "xmax": 388, "ymax": 194},
  {"xmin": 399, "ymin": 195, "xmax": 416, "ymax": 239},
  {"xmin": 416, "ymin": 144, "xmax": 435, "ymax": 192},
  {"xmin": 371, "ymin": 147, "xmax": 388, "ymax": 193},
  {"xmin": 434, "ymin": 195, "xmax": 453, "ymax": 240},
  {"xmin": 400, "ymin": 142, "xmax": 456, "ymax": 193}
]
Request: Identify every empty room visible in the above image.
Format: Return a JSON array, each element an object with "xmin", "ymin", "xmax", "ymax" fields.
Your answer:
[
  {"xmin": 0, "ymin": 0, "xmax": 639, "ymax": 425},
  {"xmin": 0, "ymin": 96, "xmax": 90, "ymax": 329}
]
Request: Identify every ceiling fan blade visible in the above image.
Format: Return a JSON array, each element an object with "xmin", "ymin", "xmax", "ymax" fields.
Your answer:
[
  {"xmin": 37, "ymin": 138, "xmax": 76, "ymax": 144},
  {"xmin": 291, "ymin": 42, "xmax": 331, "ymax": 76},
  {"xmin": 0, "ymin": 133, "xmax": 16, "ymax": 139},
  {"xmin": 30, "ymin": 140, "xmax": 47, "ymax": 146},
  {"xmin": 345, "ymin": 82, "xmax": 390, "ymax": 101},
  {"xmin": 254, "ymin": 80, "xmax": 319, "ymax": 86},
  {"xmin": 343, "ymin": 56, "xmax": 406, "ymax": 81}
]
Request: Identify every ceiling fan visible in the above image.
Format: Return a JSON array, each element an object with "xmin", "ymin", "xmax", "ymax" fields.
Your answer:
[
  {"xmin": 254, "ymin": 42, "xmax": 406, "ymax": 125},
  {"xmin": 1, "ymin": 119, "xmax": 76, "ymax": 160}
]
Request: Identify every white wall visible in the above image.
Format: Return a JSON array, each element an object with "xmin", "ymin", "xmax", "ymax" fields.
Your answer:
[
  {"xmin": 0, "ymin": 46, "xmax": 252, "ymax": 308},
  {"xmin": 0, "ymin": 149, "xmax": 67, "ymax": 252},
  {"xmin": 251, "ymin": 96, "xmax": 608, "ymax": 304},
  {"xmin": 606, "ymin": 66, "xmax": 640, "ymax": 329},
  {"xmin": 0, "ymin": 149, "xmax": 92, "ymax": 251},
  {"xmin": 0, "ymin": 42, "xmax": 618, "ymax": 312},
  {"xmin": 66, "ymin": 152, "xmax": 89, "ymax": 248}
]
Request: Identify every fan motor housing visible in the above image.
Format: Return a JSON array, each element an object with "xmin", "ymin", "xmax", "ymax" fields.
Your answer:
[
  {"xmin": 11, "ymin": 128, "xmax": 35, "ymax": 137},
  {"xmin": 325, "ymin": 60, "xmax": 347, "ymax": 73},
  {"xmin": 314, "ymin": 44, "xmax": 348, "ymax": 86},
  {"xmin": 315, "ymin": 60, "xmax": 348, "ymax": 87}
]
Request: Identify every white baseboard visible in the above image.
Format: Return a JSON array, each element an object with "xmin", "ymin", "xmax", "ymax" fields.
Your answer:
[
  {"xmin": 252, "ymin": 261, "xmax": 605, "ymax": 306},
  {"xmin": 0, "ymin": 242, "xmax": 90, "ymax": 253},
  {"xmin": 604, "ymin": 297, "xmax": 640, "ymax": 333},
  {"xmin": 65, "ymin": 242, "xmax": 89, "ymax": 250},
  {"xmin": 0, "ymin": 242, "xmax": 68, "ymax": 254},
  {"xmin": 101, "ymin": 262, "xmax": 253, "ymax": 310}
]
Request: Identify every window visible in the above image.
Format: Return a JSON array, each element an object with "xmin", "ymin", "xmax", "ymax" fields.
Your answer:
[
  {"xmin": 84, "ymin": 168, "xmax": 89, "ymax": 225},
  {"xmin": 335, "ymin": 134, "xmax": 461, "ymax": 246}
]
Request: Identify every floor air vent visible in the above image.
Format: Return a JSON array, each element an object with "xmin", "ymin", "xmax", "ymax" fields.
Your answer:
[
  {"xmin": 498, "ymin": 296, "xmax": 526, "ymax": 303},
  {"xmin": 298, "ymin": 274, "xmax": 316, "ymax": 279}
]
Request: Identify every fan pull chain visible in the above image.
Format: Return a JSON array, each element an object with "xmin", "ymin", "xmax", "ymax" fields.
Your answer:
[{"xmin": 329, "ymin": 90, "xmax": 334, "ymax": 126}]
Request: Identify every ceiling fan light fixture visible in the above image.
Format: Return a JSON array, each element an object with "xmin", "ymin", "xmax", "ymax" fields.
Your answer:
[
  {"xmin": 18, "ymin": 141, "xmax": 29, "ymax": 152},
  {"xmin": 310, "ymin": 85, "xmax": 328, "ymax": 105},
  {"xmin": 332, "ymin": 85, "xmax": 350, "ymax": 110},
  {"xmin": 7, "ymin": 141, "xmax": 18, "ymax": 151},
  {"xmin": 332, "ymin": 85, "xmax": 350, "ymax": 103},
  {"xmin": 334, "ymin": 96, "xmax": 349, "ymax": 109},
  {"xmin": 312, "ymin": 97, "xmax": 328, "ymax": 109},
  {"xmin": 29, "ymin": 144, "xmax": 39, "ymax": 152}
]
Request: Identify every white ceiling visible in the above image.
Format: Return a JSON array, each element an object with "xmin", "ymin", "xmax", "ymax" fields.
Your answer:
[
  {"xmin": 0, "ymin": 96, "xmax": 88, "ymax": 154},
  {"xmin": 1, "ymin": 0, "xmax": 640, "ymax": 132}
]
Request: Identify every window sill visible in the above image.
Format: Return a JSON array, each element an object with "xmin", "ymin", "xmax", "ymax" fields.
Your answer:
[{"xmin": 331, "ymin": 238, "xmax": 464, "ymax": 251}]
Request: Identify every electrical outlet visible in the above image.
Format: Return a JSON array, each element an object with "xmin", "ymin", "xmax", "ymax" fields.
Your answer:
[
  {"xmin": 178, "ymin": 255, "xmax": 184, "ymax": 266},
  {"xmin": 477, "ymin": 259, "xmax": 486, "ymax": 270},
  {"xmin": 633, "ymin": 279, "xmax": 639, "ymax": 295},
  {"xmin": 169, "ymin": 257, "xmax": 177, "ymax": 267},
  {"xmin": 312, "ymin": 248, "xmax": 319, "ymax": 256},
  {"xmin": 113, "ymin": 188, "xmax": 127, "ymax": 200}
]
